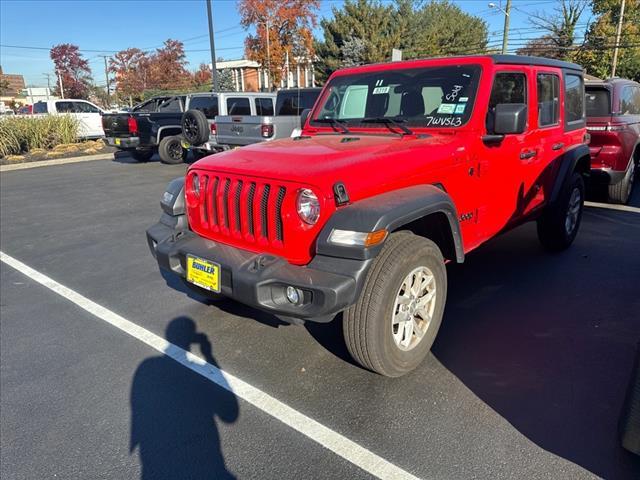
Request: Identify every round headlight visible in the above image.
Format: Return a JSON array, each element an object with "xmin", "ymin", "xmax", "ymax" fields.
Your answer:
[
  {"xmin": 192, "ymin": 173, "xmax": 200, "ymax": 196},
  {"xmin": 296, "ymin": 188, "xmax": 320, "ymax": 224}
]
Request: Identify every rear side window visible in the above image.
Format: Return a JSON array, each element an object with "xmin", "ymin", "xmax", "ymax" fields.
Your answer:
[
  {"xmin": 537, "ymin": 74, "xmax": 559, "ymax": 127},
  {"xmin": 255, "ymin": 97, "xmax": 274, "ymax": 116},
  {"xmin": 276, "ymin": 90, "xmax": 320, "ymax": 116},
  {"xmin": 55, "ymin": 101, "xmax": 76, "ymax": 113},
  {"xmin": 226, "ymin": 97, "xmax": 251, "ymax": 115},
  {"xmin": 585, "ymin": 88, "xmax": 611, "ymax": 116},
  {"xmin": 564, "ymin": 73, "xmax": 584, "ymax": 126},
  {"xmin": 33, "ymin": 102, "xmax": 48, "ymax": 114},
  {"xmin": 189, "ymin": 96, "xmax": 218, "ymax": 119},
  {"xmin": 620, "ymin": 86, "xmax": 640, "ymax": 115}
]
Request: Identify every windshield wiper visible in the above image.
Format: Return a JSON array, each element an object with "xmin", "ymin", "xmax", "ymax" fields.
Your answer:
[
  {"xmin": 361, "ymin": 117, "xmax": 414, "ymax": 135},
  {"xmin": 313, "ymin": 118, "xmax": 351, "ymax": 134}
]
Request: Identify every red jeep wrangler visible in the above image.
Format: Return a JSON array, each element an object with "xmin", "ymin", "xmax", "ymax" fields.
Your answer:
[
  {"xmin": 148, "ymin": 55, "xmax": 590, "ymax": 377},
  {"xmin": 585, "ymin": 78, "xmax": 640, "ymax": 204}
]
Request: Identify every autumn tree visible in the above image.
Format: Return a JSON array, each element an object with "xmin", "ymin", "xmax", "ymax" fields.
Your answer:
[
  {"xmin": 193, "ymin": 63, "xmax": 212, "ymax": 86},
  {"xmin": 147, "ymin": 39, "xmax": 191, "ymax": 90},
  {"xmin": 109, "ymin": 48, "xmax": 150, "ymax": 105},
  {"xmin": 516, "ymin": 36, "xmax": 564, "ymax": 59},
  {"xmin": 0, "ymin": 77, "xmax": 10, "ymax": 96},
  {"xmin": 574, "ymin": 0, "xmax": 640, "ymax": 80},
  {"xmin": 239, "ymin": 0, "xmax": 319, "ymax": 87},
  {"xmin": 50, "ymin": 43, "xmax": 93, "ymax": 99}
]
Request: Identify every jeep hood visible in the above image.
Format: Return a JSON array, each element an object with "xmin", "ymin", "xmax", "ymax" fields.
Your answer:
[{"xmin": 192, "ymin": 133, "xmax": 466, "ymax": 201}]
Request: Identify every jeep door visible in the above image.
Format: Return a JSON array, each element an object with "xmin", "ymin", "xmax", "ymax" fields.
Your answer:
[{"xmin": 478, "ymin": 67, "xmax": 536, "ymax": 238}]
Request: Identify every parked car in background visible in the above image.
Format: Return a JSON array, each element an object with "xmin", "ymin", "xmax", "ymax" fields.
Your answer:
[
  {"xmin": 148, "ymin": 54, "xmax": 590, "ymax": 377},
  {"xmin": 16, "ymin": 105, "xmax": 32, "ymax": 115},
  {"xmin": 32, "ymin": 99, "xmax": 105, "ymax": 139},
  {"xmin": 179, "ymin": 91, "xmax": 277, "ymax": 155},
  {"xmin": 211, "ymin": 88, "xmax": 322, "ymax": 148},
  {"xmin": 585, "ymin": 78, "xmax": 640, "ymax": 203}
]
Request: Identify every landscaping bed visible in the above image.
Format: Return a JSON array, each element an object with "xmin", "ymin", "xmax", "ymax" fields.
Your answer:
[{"xmin": 0, "ymin": 140, "xmax": 116, "ymax": 165}]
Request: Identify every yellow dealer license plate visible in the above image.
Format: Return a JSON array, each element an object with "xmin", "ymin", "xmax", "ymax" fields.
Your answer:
[
  {"xmin": 114, "ymin": 138, "xmax": 121, "ymax": 146},
  {"xmin": 186, "ymin": 255, "xmax": 220, "ymax": 292}
]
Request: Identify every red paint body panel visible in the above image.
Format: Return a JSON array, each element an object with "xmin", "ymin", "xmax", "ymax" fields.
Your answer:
[{"xmin": 187, "ymin": 56, "xmax": 587, "ymax": 265}]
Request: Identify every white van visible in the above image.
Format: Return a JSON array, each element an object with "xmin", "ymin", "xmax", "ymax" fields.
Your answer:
[{"xmin": 32, "ymin": 99, "xmax": 105, "ymax": 138}]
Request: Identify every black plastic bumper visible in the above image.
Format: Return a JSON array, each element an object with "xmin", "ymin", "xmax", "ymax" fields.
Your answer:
[{"xmin": 146, "ymin": 216, "xmax": 371, "ymax": 323}]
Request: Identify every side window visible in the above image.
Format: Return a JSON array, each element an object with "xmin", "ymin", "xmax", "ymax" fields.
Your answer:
[
  {"xmin": 537, "ymin": 74, "xmax": 560, "ymax": 127},
  {"xmin": 486, "ymin": 72, "xmax": 527, "ymax": 132},
  {"xmin": 157, "ymin": 97, "xmax": 182, "ymax": 112},
  {"xmin": 226, "ymin": 97, "xmax": 251, "ymax": 115},
  {"xmin": 33, "ymin": 102, "xmax": 48, "ymax": 114},
  {"xmin": 564, "ymin": 73, "xmax": 584, "ymax": 126},
  {"xmin": 188, "ymin": 96, "xmax": 218, "ymax": 119},
  {"xmin": 55, "ymin": 101, "xmax": 75, "ymax": 113},
  {"xmin": 76, "ymin": 102, "xmax": 100, "ymax": 113},
  {"xmin": 620, "ymin": 86, "xmax": 640, "ymax": 115},
  {"xmin": 255, "ymin": 97, "xmax": 274, "ymax": 116},
  {"xmin": 276, "ymin": 92, "xmax": 298, "ymax": 115}
]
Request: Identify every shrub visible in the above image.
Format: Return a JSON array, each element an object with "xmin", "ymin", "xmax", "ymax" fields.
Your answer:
[{"xmin": 0, "ymin": 115, "xmax": 79, "ymax": 157}]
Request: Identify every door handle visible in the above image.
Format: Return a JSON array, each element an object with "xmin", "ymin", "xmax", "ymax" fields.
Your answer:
[
  {"xmin": 552, "ymin": 142, "xmax": 564, "ymax": 151},
  {"xmin": 520, "ymin": 150, "xmax": 537, "ymax": 160}
]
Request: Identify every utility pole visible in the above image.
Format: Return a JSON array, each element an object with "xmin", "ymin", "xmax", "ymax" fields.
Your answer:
[
  {"xmin": 264, "ymin": 19, "xmax": 271, "ymax": 91},
  {"xmin": 489, "ymin": 1, "xmax": 511, "ymax": 54},
  {"xmin": 611, "ymin": 0, "xmax": 626, "ymax": 78},
  {"xmin": 43, "ymin": 73, "xmax": 52, "ymax": 99},
  {"xmin": 206, "ymin": 0, "xmax": 219, "ymax": 91},
  {"xmin": 101, "ymin": 55, "xmax": 111, "ymax": 107},
  {"xmin": 57, "ymin": 69, "xmax": 65, "ymax": 99}
]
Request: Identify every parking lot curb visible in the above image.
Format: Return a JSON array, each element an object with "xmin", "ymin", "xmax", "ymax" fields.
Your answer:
[{"xmin": 0, "ymin": 152, "xmax": 115, "ymax": 172}]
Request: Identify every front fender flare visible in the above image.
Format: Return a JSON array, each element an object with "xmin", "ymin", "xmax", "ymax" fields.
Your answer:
[{"xmin": 316, "ymin": 185, "xmax": 464, "ymax": 262}]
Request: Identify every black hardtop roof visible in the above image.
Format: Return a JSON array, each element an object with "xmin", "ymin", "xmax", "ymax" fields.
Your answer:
[{"xmin": 488, "ymin": 54, "xmax": 583, "ymax": 72}]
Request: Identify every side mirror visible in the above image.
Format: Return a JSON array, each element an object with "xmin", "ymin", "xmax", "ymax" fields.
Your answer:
[
  {"xmin": 494, "ymin": 103, "xmax": 527, "ymax": 135},
  {"xmin": 300, "ymin": 108, "xmax": 311, "ymax": 127}
]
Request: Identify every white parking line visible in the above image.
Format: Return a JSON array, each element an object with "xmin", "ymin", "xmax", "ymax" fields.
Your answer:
[
  {"xmin": 0, "ymin": 251, "xmax": 420, "ymax": 480},
  {"xmin": 584, "ymin": 201, "xmax": 640, "ymax": 214}
]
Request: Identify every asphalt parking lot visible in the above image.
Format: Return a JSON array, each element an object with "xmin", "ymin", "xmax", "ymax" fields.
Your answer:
[{"xmin": 1, "ymin": 155, "xmax": 639, "ymax": 480}]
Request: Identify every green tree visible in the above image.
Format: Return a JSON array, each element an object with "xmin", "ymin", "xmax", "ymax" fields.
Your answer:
[
  {"xmin": 574, "ymin": 0, "xmax": 640, "ymax": 80},
  {"xmin": 315, "ymin": 0, "xmax": 487, "ymax": 81}
]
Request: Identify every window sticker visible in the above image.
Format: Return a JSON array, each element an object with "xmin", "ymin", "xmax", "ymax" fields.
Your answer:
[
  {"xmin": 372, "ymin": 86, "xmax": 390, "ymax": 95},
  {"xmin": 454, "ymin": 104, "xmax": 466, "ymax": 114},
  {"xmin": 459, "ymin": 97, "xmax": 469, "ymax": 102},
  {"xmin": 437, "ymin": 103, "xmax": 456, "ymax": 114}
]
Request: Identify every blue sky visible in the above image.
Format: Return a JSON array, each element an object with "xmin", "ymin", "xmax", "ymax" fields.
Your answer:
[{"xmin": 1, "ymin": 0, "xmax": 591, "ymax": 87}]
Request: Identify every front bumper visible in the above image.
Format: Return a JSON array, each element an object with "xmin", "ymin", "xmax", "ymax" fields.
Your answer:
[
  {"xmin": 146, "ymin": 216, "xmax": 370, "ymax": 323},
  {"xmin": 106, "ymin": 136, "xmax": 140, "ymax": 149}
]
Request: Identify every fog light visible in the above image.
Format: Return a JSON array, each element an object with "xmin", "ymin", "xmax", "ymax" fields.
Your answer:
[{"xmin": 286, "ymin": 286, "xmax": 300, "ymax": 304}]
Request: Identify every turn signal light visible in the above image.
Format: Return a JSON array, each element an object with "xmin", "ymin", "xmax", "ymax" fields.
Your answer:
[{"xmin": 328, "ymin": 229, "xmax": 388, "ymax": 247}]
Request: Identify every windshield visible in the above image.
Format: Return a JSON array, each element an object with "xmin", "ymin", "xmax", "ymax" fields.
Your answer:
[
  {"xmin": 585, "ymin": 87, "xmax": 611, "ymax": 117},
  {"xmin": 311, "ymin": 65, "xmax": 481, "ymax": 129}
]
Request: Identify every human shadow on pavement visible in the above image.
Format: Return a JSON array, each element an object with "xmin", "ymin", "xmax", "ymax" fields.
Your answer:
[
  {"xmin": 130, "ymin": 316, "xmax": 239, "ymax": 480},
  {"xmin": 432, "ymin": 223, "xmax": 640, "ymax": 479}
]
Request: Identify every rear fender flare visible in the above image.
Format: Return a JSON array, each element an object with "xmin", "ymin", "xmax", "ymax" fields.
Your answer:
[{"xmin": 316, "ymin": 185, "xmax": 464, "ymax": 262}]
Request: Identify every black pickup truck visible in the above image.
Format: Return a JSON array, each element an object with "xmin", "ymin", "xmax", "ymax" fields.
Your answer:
[{"xmin": 103, "ymin": 94, "xmax": 218, "ymax": 164}]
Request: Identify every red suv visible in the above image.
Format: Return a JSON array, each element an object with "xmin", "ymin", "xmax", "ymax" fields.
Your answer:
[
  {"xmin": 148, "ymin": 55, "xmax": 590, "ymax": 376},
  {"xmin": 586, "ymin": 78, "xmax": 640, "ymax": 203}
]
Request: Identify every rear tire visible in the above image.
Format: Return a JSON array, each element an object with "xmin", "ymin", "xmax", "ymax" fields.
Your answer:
[
  {"xmin": 608, "ymin": 161, "xmax": 635, "ymax": 204},
  {"xmin": 158, "ymin": 136, "xmax": 187, "ymax": 165},
  {"xmin": 130, "ymin": 148, "xmax": 153, "ymax": 162},
  {"xmin": 181, "ymin": 109, "xmax": 210, "ymax": 145},
  {"xmin": 343, "ymin": 232, "xmax": 447, "ymax": 377},
  {"xmin": 537, "ymin": 172, "xmax": 585, "ymax": 252}
]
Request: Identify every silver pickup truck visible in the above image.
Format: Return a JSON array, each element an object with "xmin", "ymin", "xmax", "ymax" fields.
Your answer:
[
  {"xmin": 180, "ymin": 92, "xmax": 276, "ymax": 156},
  {"xmin": 212, "ymin": 88, "xmax": 321, "ymax": 148}
]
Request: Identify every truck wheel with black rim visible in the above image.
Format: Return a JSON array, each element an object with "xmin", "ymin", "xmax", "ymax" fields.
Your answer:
[
  {"xmin": 182, "ymin": 109, "xmax": 209, "ymax": 146},
  {"xmin": 537, "ymin": 172, "xmax": 585, "ymax": 251},
  {"xmin": 343, "ymin": 232, "xmax": 447, "ymax": 377},
  {"xmin": 608, "ymin": 160, "xmax": 635, "ymax": 204},
  {"xmin": 158, "ymin": 136, "xmax": 187, "ymax": 165},
  {"xmin": 130, "ymin": 148, "xmax": 153, "ymax": 162}
]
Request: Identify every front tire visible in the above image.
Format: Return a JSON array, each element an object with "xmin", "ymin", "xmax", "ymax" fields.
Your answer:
[
  {"xmin": 343, "ymin": 232, "xmax": 447, "ymax": 377},
  {"xmin": 537, "ymin": 172, "xmax": 585, "ymax": 251},
  {"xmin": 158, "ymin": 136, "xmax": 187, "ymax": 165}
]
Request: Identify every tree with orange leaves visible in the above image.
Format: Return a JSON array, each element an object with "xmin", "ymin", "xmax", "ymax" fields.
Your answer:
[{"xmin": 238, "ymin": 0, "xmax": 319, "ymax": 88}]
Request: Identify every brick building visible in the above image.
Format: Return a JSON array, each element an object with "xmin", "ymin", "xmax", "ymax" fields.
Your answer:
[{"xmin": 214, "ymin": 58, "xmax": 316, "ymax": 92}]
